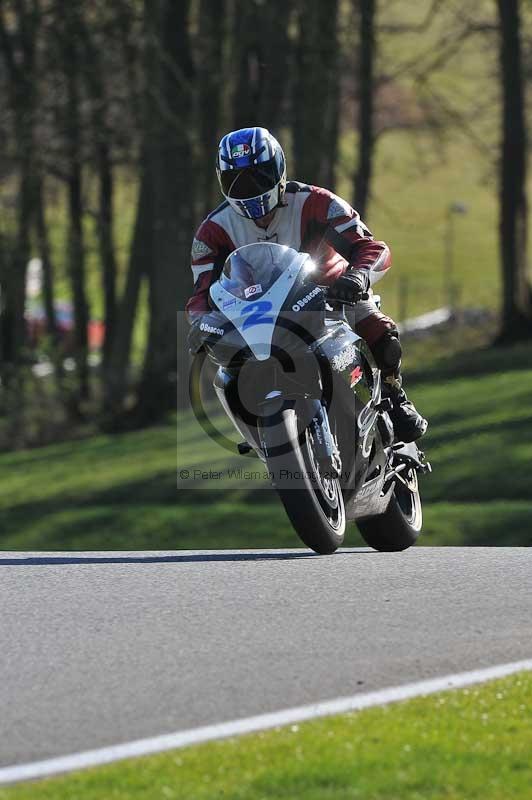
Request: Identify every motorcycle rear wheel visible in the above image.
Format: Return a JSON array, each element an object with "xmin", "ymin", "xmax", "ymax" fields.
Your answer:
[{"xmin": 260, "ymin": 407, "xmax": 345, "ymax": 555}]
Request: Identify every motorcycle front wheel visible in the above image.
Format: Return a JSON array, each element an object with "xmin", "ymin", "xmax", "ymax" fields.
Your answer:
[
  {"xmin": 357, "ymin": 467, "xmax": 422, "ymax": 552},
  {"xmin": 259, "ymin": 406, "xmax": 345, "ymax": 555}
]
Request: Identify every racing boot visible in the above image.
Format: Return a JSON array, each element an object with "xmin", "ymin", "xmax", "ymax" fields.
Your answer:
[{"xmin": 382, "ymin": 373, "xmax": 428, "ymax": 443}]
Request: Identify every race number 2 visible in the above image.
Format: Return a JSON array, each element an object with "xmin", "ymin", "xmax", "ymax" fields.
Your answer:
[{"xmin": 241, "ymin": 301, "xmax": 274, "ymax": 330}]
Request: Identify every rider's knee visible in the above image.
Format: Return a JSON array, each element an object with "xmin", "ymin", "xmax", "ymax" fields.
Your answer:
[
  {"xmin": 370, "ymin": 328, "xmax": 402, "ymax": 373},
  {"xmin": 353, "ymin": 312, "xmax": 401, "ymax": 373}
]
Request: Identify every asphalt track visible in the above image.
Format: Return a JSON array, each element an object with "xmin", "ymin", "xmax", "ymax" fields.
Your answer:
[{"xmin": 1, "ymin": 547, "xmax": 531, "ymax": 771}]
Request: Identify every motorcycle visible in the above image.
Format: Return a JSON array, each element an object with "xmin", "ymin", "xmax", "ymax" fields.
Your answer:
[{"xmin": 190, "ymin": 242, "xmax": 431, "ymax": 555}]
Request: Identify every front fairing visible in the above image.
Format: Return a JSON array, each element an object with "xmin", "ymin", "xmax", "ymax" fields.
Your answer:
[{"xmin": 205, "ymin": 243, "xmax": 326, "ymax": 367}]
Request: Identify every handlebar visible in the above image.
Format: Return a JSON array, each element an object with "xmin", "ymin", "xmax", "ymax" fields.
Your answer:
[{"xmin": 325, "ymin": 290, "xmax": 370, "ymax": 307}]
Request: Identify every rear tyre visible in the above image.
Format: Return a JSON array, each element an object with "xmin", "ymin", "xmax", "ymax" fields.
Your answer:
[
  {"xmin": 260, "ymin": 407, "xmax": 345, "ymax": 555},
  {"xmin": 357, "ymin": 468, "xmax": 422, "ymax": 552}
]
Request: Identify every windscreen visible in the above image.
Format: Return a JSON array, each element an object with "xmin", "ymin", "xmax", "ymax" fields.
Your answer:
[{"xmin": 220, "ymin": 243, "xmax": 307, "ymax": 300}]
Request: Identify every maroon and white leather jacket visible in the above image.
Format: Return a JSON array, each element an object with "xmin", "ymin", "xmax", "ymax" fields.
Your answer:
[{"xmin": 185, "ymin": 182, "xmax": 391, "ymax": 321}]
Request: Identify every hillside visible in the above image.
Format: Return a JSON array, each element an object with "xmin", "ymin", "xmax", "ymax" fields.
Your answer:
[{"xmin": 1, "ymin": 334, "xmax": 531, "ymax": 551}]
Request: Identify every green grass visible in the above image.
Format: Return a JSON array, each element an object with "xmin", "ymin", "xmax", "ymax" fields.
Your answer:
[
  {"xmin": 406, "ymin": 335, "xmax": 532, "ymax": 546},
  {"xmin": 1, "ymin": 332, "xmax": 532, "ymax": 551},
  {"xmin": 0, "ymin": 411, "xmax": 291, "ymax": 550},
  {"xmin": 2, "ymin": 671, "xmax": 531, "ymax": 799}
]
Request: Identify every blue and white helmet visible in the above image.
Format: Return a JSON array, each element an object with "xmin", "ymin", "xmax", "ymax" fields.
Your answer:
[{"xmin": 216, "ymin": 127, "xmax": 286, "ymax": 220}]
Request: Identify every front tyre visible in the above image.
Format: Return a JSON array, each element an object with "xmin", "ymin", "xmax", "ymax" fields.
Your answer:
[
  {"xmin": 357, "ymin": 468, "xmax": 422, "ymax": 552},
  {"xmin": 260, "ymin": 407, "xmax": 345, "ymax": 555}
]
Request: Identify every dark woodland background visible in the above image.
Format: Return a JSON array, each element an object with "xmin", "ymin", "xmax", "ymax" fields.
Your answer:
[{"xmin": 1, "ymin": 0, "xmax": 531, "ymax": 449}]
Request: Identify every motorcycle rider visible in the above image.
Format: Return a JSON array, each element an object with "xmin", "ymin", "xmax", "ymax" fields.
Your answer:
[{"xmin": 187, "ymin": 127, "xmax": 427, "ymax": 443}]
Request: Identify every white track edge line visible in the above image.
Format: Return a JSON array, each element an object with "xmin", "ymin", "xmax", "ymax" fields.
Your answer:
[{"xmin": 1, "ymin": 659, "xmax": 531, "ymax": 785}]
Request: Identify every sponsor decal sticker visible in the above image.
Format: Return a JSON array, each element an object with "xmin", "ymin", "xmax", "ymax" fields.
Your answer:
[
  {"xmin": 231, "ymin": 143, "xmax": 252, "ymax": 159},
  {"xmin": 358, "ymin": 399, "xmax": 378, "ymax": 458},
  {"xmin": 223, "ymin": 298, "xmax": 237, "ymax": 310},
  {"xmin": 332, "ymin": 344, "xmax": 358, "ymax": 372},
  {"xmin": 191, "ymin": 238, "xmax": 212, "ymax": 260},
  {"xmin": 350, "ymin": 366, "xmax": 363, "ymax": 387},
  {"xmin": 200, "ymin": 322, "xmax": 224, "ymax": 336},
  {"xmin": 292, "ymin": 286, "xmax": 322, "ymax": 312},
  {"xmin": 244, "ymin": 283, "xmax": 263, "ymax": 299}
]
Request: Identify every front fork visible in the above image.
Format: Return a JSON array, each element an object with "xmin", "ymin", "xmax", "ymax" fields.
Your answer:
[{"xmin": 310, "ymin": 403, "xmax": 342, "ymax": 477}]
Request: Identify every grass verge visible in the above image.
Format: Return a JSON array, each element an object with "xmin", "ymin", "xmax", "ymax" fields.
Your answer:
[
  {"xmin": 1, "ymin": 671, "xmax": 531, "ymax": 799},
  {"xmin": 1, "ymin": 333, "xmax": 532, "ymax": 550}
]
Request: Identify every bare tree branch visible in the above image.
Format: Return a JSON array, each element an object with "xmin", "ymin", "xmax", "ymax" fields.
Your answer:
[{"xmin": 378, "ymin": 0, "xmax": 443, "ymax": 33}]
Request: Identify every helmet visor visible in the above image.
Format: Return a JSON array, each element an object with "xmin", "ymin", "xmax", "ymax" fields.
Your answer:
[{"xmin": 220, "ymin": 160, "xmax": 280, "ymax": 200}]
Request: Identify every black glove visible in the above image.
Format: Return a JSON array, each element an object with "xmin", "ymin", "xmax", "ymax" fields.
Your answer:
[
  {"xmin": 188, "ymin": 318, "xmax": 205, "ymax": 355},
  {"xmin": 329, "ymin": 270, "xmax": 370, "ymax": 303}
]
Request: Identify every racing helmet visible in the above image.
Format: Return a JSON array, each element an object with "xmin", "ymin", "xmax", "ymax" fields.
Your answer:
[{"xmin": 216, "ymin": 127, "xmax": 286, "ymax": 220}]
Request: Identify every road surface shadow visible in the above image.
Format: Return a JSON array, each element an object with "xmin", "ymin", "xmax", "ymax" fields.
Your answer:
[{"xmin": 0, "ymin": 548, "xmax": 373, "ymax": 566}]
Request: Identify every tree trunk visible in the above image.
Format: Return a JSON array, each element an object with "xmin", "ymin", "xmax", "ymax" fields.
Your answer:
[
  {"xmin": 324, "ymin": 61, "xmax": 340, "ymax": 191},
  {"xmin": 197, "ymin": 0, "xmax": 226, "ymax": 216},
  {"xmin": 66, "ymin": 163, "xmax": 89, "ymax": 402},
  {"xmin": 231, "ymin": 0, "xmax": 260, "ymax": 129},
  {"xmin": 103, "ymin": 171, "xmax": 151, "ymax": 417},
  {"xmin": 8, "ymin": 165, "xmax": 33, "ymax": 369},
  {"xmin": 0, "ymin": 232, "xmax": 9, "ymax": 386},
  {"xmin": 79, "ymin": 16, "xmax": 118, "ymax": 371},
  {"xmin": 59, "ymin": 2, "xmax": 90, "ymax": 402},
  {"xmin": 34, "ymin": 174, "xmax": 68, "ymax": 393},
  {"xmin": 231, "ymin": 0, "xmax": 295, "ymax": 134},
  {"xmin": 135, "ymin": 0, "xmax": 195, "ymax": 423},
  {"xmin": 0, "ymin": 2, "xmax": 38, "ymax": 375},
  {"xmin": 34, "ymin": 175, "xmax": 59, "ymax": 344},
  {"xmin": 256, "ymin": 0, "xmax": 295, "ymax": 132},
  {"xmin": 353, "ymin": 0, "xmax": 376, "ymax": 218},
  {"xmin": 0, "ymin": 213, "xmax": 29, "ymax": 388},
  {"xmin": 292, "ymin": 0, "xmax": 339, "ymax": 186},
  {"xmin": 496, "ymin": 0, "xmax": 532, "ymax": 341},
  {"xmin": 96, "ymin": 140, "xmax": 117, "ymax": 371}
]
